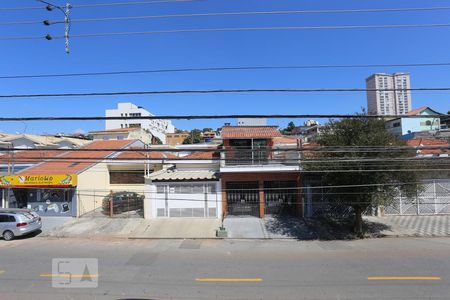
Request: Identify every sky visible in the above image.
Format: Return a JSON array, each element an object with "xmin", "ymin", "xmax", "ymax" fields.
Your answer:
[{"xmin": 0, "ymin": 0, "xmax": 449, "ymax": 135}]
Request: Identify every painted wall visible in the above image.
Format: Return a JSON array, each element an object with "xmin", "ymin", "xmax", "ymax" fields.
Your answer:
[
  {"xmin": 145, "ymin": 180, "xmax": 222, "ymax": 219},
  {"xmin": 76, "ymin": 163, "xmax": 109, "ymax": 217}
]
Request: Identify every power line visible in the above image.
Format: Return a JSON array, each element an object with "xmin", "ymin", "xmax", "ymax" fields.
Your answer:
[
  {"xmin": 0, "ymin": 113, "xmax": 446, "ymax": 121},
  {"xmin": 0, "ymin": 0, "xmax": 197, "ymax": 11},
  {"xmin": 2, "ymin": 62, "xmax": 450, "ymax": 80},
  {"xmin": 2, "ymin": 23, "xmax": 450, "ymax": 41},
  {"xmin": 0, "ymin": 87, "xmax": 449, "ymax": 99},
  {"xmin": 4, "ymin": 6, "xmax": 449, "ymax": 26},
  {"xmin": 53, "ymin": 23, "xmax": 450, "ymax": 39}
]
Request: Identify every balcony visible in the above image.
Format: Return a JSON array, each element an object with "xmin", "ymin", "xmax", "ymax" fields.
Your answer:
[{"xmin": 220, "ymin": 147, "xmax": 301, "ymax": 172}]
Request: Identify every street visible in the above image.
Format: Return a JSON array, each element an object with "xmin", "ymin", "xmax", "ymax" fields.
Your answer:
[{"xmin": 1, "ymin": 236, "xmax": 450, "ymax": 299}]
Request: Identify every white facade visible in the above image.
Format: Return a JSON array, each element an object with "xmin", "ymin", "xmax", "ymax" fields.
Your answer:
[
  {"xmin": 237, "ymin": 118, "xmax": 267, "ymax": 126},
  {"xmin": 105, "ymin": 103, "xmax": 175, "ymax": 143},
  {"xmin": 366, "ymin": 73, "xmax": 412, "ymax": 115}
]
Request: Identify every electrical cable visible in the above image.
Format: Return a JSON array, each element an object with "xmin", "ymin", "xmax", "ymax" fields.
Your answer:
[
  {"xmin": 0, "ymin": 113, "xmax": 446, "ymax": 121},
  {"xmin": 0, "ymin": 87, "xmax": 449, "ymax": 99},
  {"xmin": 2, "ymin": 62, "xmax": 450, "ymax": 80},
  {"xmin": 2, "ymin": 23, "xmax": 450, "ymax": 41}
]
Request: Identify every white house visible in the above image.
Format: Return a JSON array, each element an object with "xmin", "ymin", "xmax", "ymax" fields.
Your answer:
[
  {"xmin": 144, "ymin": 149, "xmax": 221, "ymax": 219},
  {"xmin": 105, "ymin": 103, "xmax": 175, "ymax": 144}
]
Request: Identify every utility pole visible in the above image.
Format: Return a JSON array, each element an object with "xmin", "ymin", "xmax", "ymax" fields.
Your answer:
[{"xmin": 39, "ymin": 0, "xmax": 72, "ymax": 54}]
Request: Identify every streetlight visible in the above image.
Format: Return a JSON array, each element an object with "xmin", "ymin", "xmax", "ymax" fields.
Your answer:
[{"xmin": 38, "ymin": 0, "xmax": 72, "ymax": 54}]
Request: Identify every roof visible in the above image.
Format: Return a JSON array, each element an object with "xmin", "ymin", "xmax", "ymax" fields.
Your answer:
[
  {"xmin": 19, "ymin": 139, "xmax": 135, "ymax": 175},
  {"xmin": 273, "ymin": 137, "xmax": 301, "ymax": 145},
  {"xmin": 406, "ymin": 138, "xmax": 449, "ymax": 155},
  {"xmin": 184, "ymin": 151, "xmax": 220, "ymax": 159},
  {"xmin": 0, "ymin": 134, "xmax": 90, "ymax": 147},
  {"xmin": 115, "ymin": 147, "xmax": 177, "ymax": 160},
  {"xmin": 406, "ymin": 106, "xmax": 442, "ymax": 116},
  {"xmin": 0, "ymin": 150, "xmax": 65, "ymax": 165},
  {"xmin": 89, "ymin": 128, "xmax": 140, "ymax": 134},
  {"xmin": 148, "ymin": 169, "xmax": 219, "ymax": 181},
  {"xmin": 220, "ymin": 126, "xmax": 282, "ymax": 139}
]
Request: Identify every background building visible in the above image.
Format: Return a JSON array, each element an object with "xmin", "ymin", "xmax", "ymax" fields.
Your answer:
[
  {"xmin": 385, "ymin": 107, "xmax": 441, "ymax": 138},
  {"xmin": 90, "ymin": 127, "xmax": 155, "ymax": 144},
  {"xmin": 105, "ymin": 103, "xmax": 175, "ymax": 144},
  {"xmin": 166, "ymin": 132, "xmax": 190, "ymax": 146},
  {"xmin": 237, "ymin": 118, "xmax": 267, "ymax": 126},
  {"xmin": 366, "ymin": 73, "xmax": 412, "ymax": 115}
]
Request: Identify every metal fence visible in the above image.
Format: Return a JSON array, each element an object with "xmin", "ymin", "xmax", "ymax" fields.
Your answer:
[
  {"xmin": 78, "ymin": 191, "xmax": 144, "ymax": 218},
  {"xmin": 385, "ymin": 180, "xmax": 450, "ymax": 215}
]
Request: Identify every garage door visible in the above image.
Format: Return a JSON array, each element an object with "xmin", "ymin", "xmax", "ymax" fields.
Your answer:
[{"xmin": 226, "ymin": 182, "xmax": 260, "ymax": 217}]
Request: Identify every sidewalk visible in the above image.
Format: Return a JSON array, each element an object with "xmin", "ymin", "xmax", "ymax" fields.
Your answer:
[
  {"xmin": 41, "ymin": 215, "xmax": 450, "ymax": 240},
  {"xmin": 129, "ymin": 218, "xmax": 220, "ymax": 239},
  {"xmin": 365, "ymin": 215, "xmax": 450, "ymax": 237}
]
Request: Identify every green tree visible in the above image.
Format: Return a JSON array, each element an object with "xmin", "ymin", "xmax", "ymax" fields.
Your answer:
[
  {"xmin": 153, "ymin": 137, "xmax": 163, "ymax": 145},
  {"xmin": 202, "ymin": 128, "xmax": 214, "ymax": 133},
  {"xmin": 304, "ymin": 114, "xmax": 419, "ymax": 237},
  {"xmin": 182, "ymin": 129, "xmax": 202, "ymax": 144},
  {"xmin": 281, "ymin": 121, "xmax": 296, "ymax": 134}
]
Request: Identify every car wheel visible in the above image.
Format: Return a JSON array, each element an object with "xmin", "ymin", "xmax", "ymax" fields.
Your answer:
[{"xmin": 3, "ymin": 230, "xmax": 14, "ymax": 241}]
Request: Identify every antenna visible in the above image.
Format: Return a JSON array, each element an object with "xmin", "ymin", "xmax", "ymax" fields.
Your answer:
[{"xmin": 38, "ymin": 0, "xmax": 72, "ymax": 54}]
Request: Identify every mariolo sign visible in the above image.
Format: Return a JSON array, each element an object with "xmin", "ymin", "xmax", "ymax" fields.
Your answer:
[{"xmin": 0, "ymin": 174, "xmax": 77, "ymax": 188}]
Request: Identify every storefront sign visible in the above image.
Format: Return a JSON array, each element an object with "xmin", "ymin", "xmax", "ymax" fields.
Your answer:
[{"xmin": 0, "ymin": 174, "xmax": 77, "ymax": 187}]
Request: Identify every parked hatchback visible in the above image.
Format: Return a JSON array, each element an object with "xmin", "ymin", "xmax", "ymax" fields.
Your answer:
[{"xmin": 0, "ymin": 209, "xmax": 42, "ymax": 241}]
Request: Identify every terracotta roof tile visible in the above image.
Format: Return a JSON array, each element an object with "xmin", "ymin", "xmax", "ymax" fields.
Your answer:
[
  {"xmin": 0, "ymin": 150, "xmax": 65, "ymax": 164},
  {"xmin": 115, "ymin": 147, "xmax": 177, "ymax": 159},
  {"xmin": 19, "ymin": 139, "xmax": 135, "ymax": 175},
  {"xmin": 406, "ymin": 138, "xmax": 449, "ymax": 155},
  {"xmin": 221, "ymin": 126, "xmax": 282, "ymax": 139},
  {"xmin": 184, "ymin": 151, "xmax": 220, "ymax": 159}
]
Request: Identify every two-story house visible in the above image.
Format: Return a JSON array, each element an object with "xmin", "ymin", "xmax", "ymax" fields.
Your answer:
[{"xmin": 219, "ymin": 126, "xmax": 302, "ymax": 218}]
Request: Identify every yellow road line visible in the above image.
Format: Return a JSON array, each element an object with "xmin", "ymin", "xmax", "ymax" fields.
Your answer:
[
  {"xmin": 368, "ymin": 276, "xmax": 441, "ymax": 281},
  {"xmin": 39, "ymin": 274, "xmax": 99, "ymax": 278},
  {"xmin": 0, "ymin": 270, "xmax": 4, "ymax": 275},
  {"xmin": 196, "ymin": 278, "xmax": 263, "ymax": 282}
]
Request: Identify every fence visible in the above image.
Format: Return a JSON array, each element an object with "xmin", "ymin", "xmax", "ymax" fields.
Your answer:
[
  {"xmin": 385, "ymin": 179, "xmax": 450, "ymax": 215},
  {"xmin": 78, "ymin": 190, "xmax": 144, "ymax": 218},
  {"xmin": 304, "ymin": 179, "xmax": 450, "ymax": 218}
]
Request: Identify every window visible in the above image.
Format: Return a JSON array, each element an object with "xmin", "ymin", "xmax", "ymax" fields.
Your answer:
[
  {"xmin": 109, "ymin": 171, "xmax": 145, "ymax": 184},
  {"xmin": 0, "ymin": 215, "xmax": 15, "ymax": 222},
  {"xmin": 117, "ymin": 136, "xmax": 125, "ymax": 140},
  {"xmin": 129, "ymin": 123, "xmax": 141, "ymax": 128}
]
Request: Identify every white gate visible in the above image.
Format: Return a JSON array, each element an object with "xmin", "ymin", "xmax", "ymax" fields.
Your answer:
[{"xmin": 385, "ymin": 179, "xmax": 450, "ymax": 215}]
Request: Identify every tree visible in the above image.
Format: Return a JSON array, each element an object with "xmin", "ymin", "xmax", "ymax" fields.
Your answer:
[
  {"xmin": 281, "ymin": 121, "xmax": 296, "ymax": 134},
  {"xmin": 153, "ymin": 137, "xmax": 163, "ymax": 145},
  {"xmin": 304, "ymin": 114, "xmax": 419, "ymax": 237},
  {"xmin": 182, "ymin": 129, "xmax": 202, "ymax": 144},
  {"xmin": 202, "ymin": 128, "xmax": 214, "ymax": 133}
]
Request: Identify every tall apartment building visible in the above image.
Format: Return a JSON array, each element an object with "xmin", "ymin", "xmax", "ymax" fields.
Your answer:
[
  {"xmin": 105, "ymin": 103, "xmax": 175, "ymax": 144},
  {"xmin": 366, "ymin": 73, "xmax": 412, "ymax": 115}
]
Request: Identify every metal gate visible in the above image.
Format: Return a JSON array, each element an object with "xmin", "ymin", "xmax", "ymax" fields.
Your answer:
[
  {"xmin": 385, "ymin": 179, "xmax": 450, "ymax": 215},
  {"xmin": 226, "ymin": 182, "xmax": 260, "ymax": 217},
  {"xmin": 264, "ymin": 181, "xmax": 297, "ymax": 215}
]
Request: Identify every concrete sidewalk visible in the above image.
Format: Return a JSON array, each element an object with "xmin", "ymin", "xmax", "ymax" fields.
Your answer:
[
  {"xmin": 41, "ymin": 215, "xmax": 450, "ymax": 240},
  {"xmin": 129, "ymin": 218, "xmax": 221, "ymax": 239},
  {"xmin": 365, "ymin": 215, "xmax": 450, "ymax": 237}
]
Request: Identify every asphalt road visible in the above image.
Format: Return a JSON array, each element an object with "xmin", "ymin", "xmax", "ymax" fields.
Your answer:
[{"xmin": 1, "ymin": 236, "xmax": 450, "ymax": 299}]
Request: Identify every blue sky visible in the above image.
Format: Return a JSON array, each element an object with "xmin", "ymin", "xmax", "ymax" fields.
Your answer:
[{"xmin": 1, "ymin": 0, "xmax": 449, "ymax": 134}]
